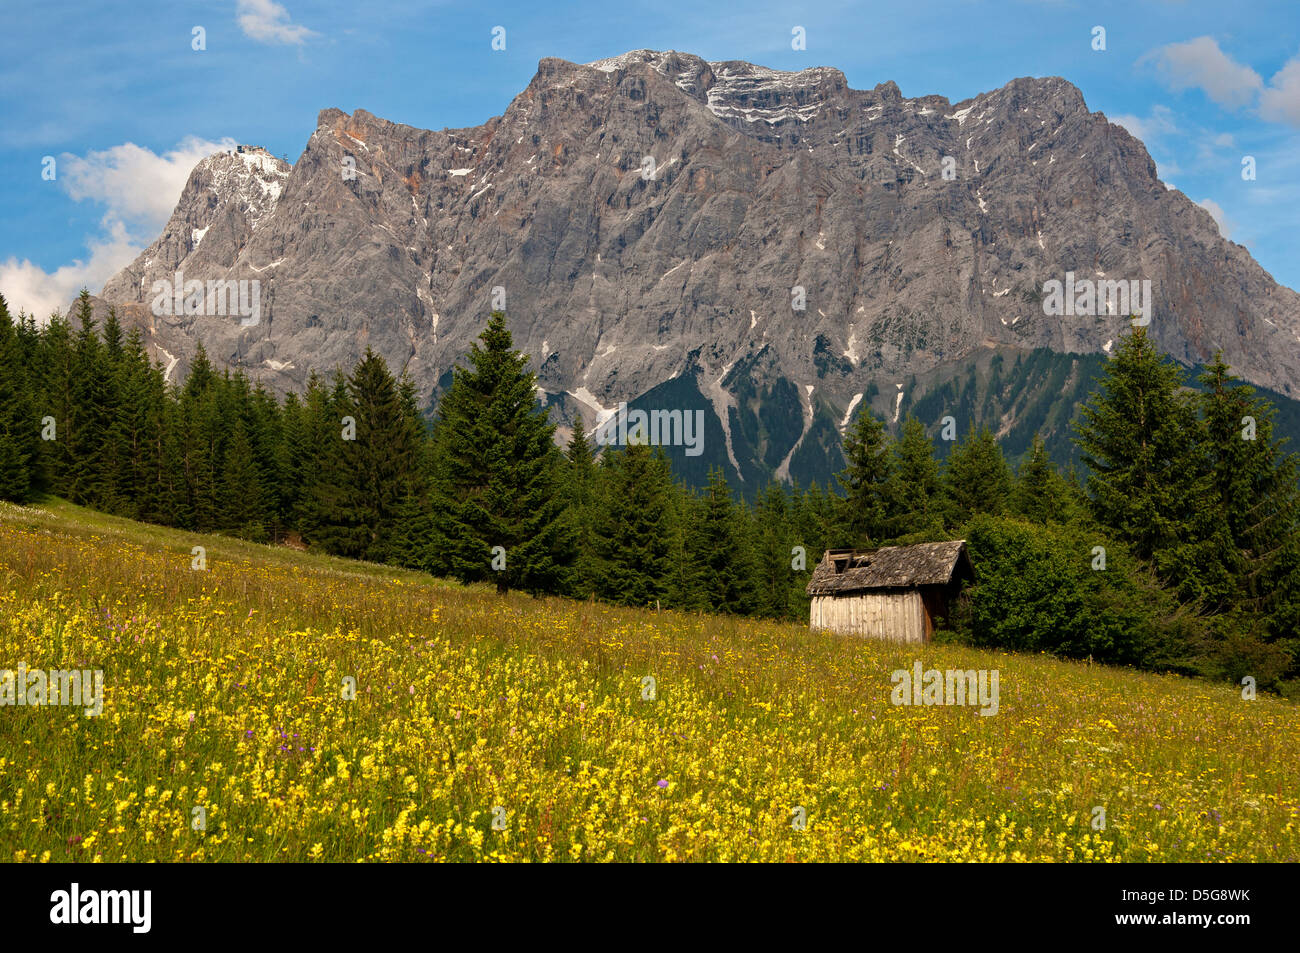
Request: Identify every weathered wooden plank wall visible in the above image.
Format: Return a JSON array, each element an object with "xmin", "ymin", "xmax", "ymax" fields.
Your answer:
[{"xmin": 809, "ymin": 590, "xmax": 927, "ymax": 642}]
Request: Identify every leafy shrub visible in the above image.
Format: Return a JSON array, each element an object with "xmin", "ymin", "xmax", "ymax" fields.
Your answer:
[{"xmin": 953, "ymin": 514, "xmax": 1197, "ymax": 668}]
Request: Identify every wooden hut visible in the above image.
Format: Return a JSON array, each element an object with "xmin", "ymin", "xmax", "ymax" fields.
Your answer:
[{"xmin": 806, "ymin": 541, "xmax": 975, "ymax": 642}]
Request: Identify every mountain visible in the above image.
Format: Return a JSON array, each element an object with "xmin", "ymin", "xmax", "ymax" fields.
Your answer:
[{"xmin": 87, "ymin": 49, "xmax": 1300, "ymax": 488}]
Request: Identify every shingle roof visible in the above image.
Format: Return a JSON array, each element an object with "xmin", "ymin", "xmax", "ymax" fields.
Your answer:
[{"xmin": 805, "ymin": 541, "xmax": 974, "ymax": 596}]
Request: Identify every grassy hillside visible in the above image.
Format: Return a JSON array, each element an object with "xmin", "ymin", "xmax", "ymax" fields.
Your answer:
[{"xmin": 0, "ymin": 500, "xmax": 1296, "ymax": 862}]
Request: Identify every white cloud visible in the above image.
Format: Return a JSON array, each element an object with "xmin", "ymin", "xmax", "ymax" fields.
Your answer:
[
  {"xmin": 0, "ymin": 136, "xmax": 233, "ymax": 321},
  {"xmin": 236, "ymin": 0, "xmax": 317, "ymax": 46},
  {"xmin": 1154, "ymin": 158, "xmax": 1181, "ymax": 179},
  {"xmin": 1260, "ymin": 56, "xmax": 1300, "ymax": 128},
  {"xmin": 1144, "ymin": 37, "xmax": 1263, "ymax": 109},
  {"xmin": 1139, "ymin": 41, "xmax": 1300, "ymax": 129},
  {"xmin": 1110, "ymin": 114, "xmax": 1148, "ymax": 139},
  {"xmin": 0, "ymin": 222, "xmax": 138, "ymax": 322},
  {"xmin": 61, "ymin": 136, "xmax": 234, "ymax": 232},
  {"xmin": 1110, "ymin": 104, "xmax": 1178, "ymax": 143},
  {"xmin": 1197, "ymin": 197, "xmax": 1236, "ymax": 238}
]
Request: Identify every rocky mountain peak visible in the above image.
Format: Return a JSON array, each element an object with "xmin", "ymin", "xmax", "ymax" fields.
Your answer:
[
  {"xmin": 584, "ymin": 49, "xmax": 851, "ymax": 128},
  {"xmin": 100, "ymin": 145, "xmax": 291, "ymax": 310},
  {"xmin": 87, "ymin": 49, "xmax": 1300, "ymax": 487}
]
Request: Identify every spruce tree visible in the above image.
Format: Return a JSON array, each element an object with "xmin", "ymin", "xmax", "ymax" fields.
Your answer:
[
  {"xmin": 692, "ymin": 466, "xmax": 758, "ymax": 614},
  {"xmin": 158, "ymin": 399, "xmax": 192, "ymax": 529},
  {"xmin": 754, "ymin": 481, "xmax": 799, "ymax": 618},
  {"xmin": 67, "ymin": 291, "xmax": 113, "ymax": 504},
  {"xmin": 302, "ymin": 370, "xmax": 367, "ymax": 556},
  {"xmin": 1011, "ymin": 433, "xmax": 1069, "ymax": 525},
  {"xmin": 1075, "ymin": 327, "xmax": 1202, "ymax": 568},
  {"xmin": 1196, "ymin": 355, "xmax": 1300, "ymax": 645},
  {"xmin": 106, "ymin": 329, "xmax": 164, "ymax": 519},
  {"xmin": 16, "ymin": 310, "xmax": 50, "ymax": 495},
  {"xmin": 591, "ymin": 443, "xmax": 675, "ymax": 607},
  {"xmin": 835, "ymin": 410, "xmax": 893, "ymax": 546},
  {"xmin": 390, "ymin": 482, "xmax": 437, "ymax": 571},
  {"xmin": 666, "ymin": 483, "xmax": 707, "ymax": 610},
  {"xmin": 219, "ymin": 419, "xmax": 269, "ymax": 540},
  {"xmin": 332, "ymin": 350, "xmax": 416, "ymax": 561},
  {"xmin": 794, "ymin": 480, "xmax": 834, "ymax": 563},
  {"xmin": 278, "ymin": 391, "xmax": 306, "ymax": 528},
  {"xmin": 185, "ymin": 341, "xmax": 216, "ymax": 396},
  {"xmin": 943, "ymin": 423, "xmax": 1012, "ymax": 524},
  {"xmin": 0, "ymin": 295, "xmax": 36, "ymax": 502},
  {"xmin": 100, "ymin": 307, "xmax": 123, "ymax": 363},
  {"xmin": 40, "ymin": 312, "xmax": 76, "ymax": 498},
  {"xmin": 564, "ymin": 413, "xmax": 598, "ymax": 598},
  {"xmin": 388, "ymin": 373, "xmax": 437, "ymax": 567},
  {"xmin": 887, "ymin": 415, "xmax": 942, "ymax": 535},
  {"xmin": 246, "ymin": 382, "xmax": 285, "ymax": 536},
  {"xmin": 428, "ymin": 313, "xmax": 574, "ymax": 594},
  {"xmin": 175, "ymin": 347, "xmax": 223, "ymax": 531},
  {"xmin": 296, "ymin": 372, "xmax": 349, "ymax": 547}
]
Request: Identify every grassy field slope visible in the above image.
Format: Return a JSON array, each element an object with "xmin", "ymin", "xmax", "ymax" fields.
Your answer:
[{"xmin": 0, "ymin": 501, "xmax": 1296, "ymax": 862}]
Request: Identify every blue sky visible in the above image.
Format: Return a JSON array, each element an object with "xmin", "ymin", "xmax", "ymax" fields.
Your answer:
[{"xmin": 2, "ymin": 0, "xmax": 1298, "ymax": 319}]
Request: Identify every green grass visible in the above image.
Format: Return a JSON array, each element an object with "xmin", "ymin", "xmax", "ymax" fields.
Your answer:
[{"xmin": 0, "ymin": 500, "xmax": 1296, "ymax": 862}]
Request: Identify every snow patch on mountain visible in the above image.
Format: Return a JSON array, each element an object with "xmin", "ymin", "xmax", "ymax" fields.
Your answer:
[
  {"xmin": 776, "ymin": 382, "xmax": 817, "ymax": 482},
  {"xmin": 568, "ymin": 386, "xmax": 618, "ymax": 429},
  {"xmin": 155, "ymin": 346, "xmax": 179, "ymax": 383},
  {"xmin": 706, "ymin": 63, "xmax": 832, "ymax": 124},
  {"xmin": 843, "ymin": 328, "xmax": 860, "ymax": 365},
  {"xmin": 204, "ymin": 147, "xmax": 291, "ymax": 231},
  {"xmin": 840, "ymin": 392, "xmax": 863, "ymax": 432},
  {"xmin": 701, "ymin": 363, "xmax": 743, "ymax": 479}
]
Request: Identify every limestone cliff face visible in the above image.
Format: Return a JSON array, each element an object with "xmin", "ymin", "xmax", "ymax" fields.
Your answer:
[{"xmin": 93, "ymin": 50, "xmax": 1300, "ymax": 485}]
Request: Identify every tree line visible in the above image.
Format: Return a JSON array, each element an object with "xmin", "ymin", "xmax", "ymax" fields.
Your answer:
[{"xmin": 2, "ymin": 291, "xmax": 1297, "ymax": 694}]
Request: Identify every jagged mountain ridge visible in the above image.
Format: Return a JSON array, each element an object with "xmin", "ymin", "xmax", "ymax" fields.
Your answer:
[{"xmin": 91, "ymin": 49, "xmax": 1300, "ymax": 487}]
